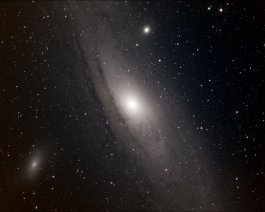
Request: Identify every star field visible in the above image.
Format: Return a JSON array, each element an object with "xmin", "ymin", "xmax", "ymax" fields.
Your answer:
[{"xmin": 0, "ymin": 1, "xmax": 264, "ymax": 211}]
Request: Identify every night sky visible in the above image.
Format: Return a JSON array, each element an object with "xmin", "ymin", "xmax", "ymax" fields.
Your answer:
[{"xmin": 0, "ymin": 1, "xmax": 265, "ymax": 211}]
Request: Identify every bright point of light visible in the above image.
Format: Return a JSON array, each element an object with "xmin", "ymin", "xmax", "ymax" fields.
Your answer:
[
  {"xmin": 219, "ymin": 8, "xmax": 223, "ymax": 12},
  {"xmin": 143, "ymin": 26, "xmax": 150, "ymax": 34},
  {"xmin": 127, "ymin": 98, "xmax": 139, "ymax": 112}
]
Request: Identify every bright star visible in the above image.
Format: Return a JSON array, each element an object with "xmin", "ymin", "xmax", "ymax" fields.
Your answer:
[{"xmin": 143, "ymin": 26, "xmax": 150, "ymax": 34}]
